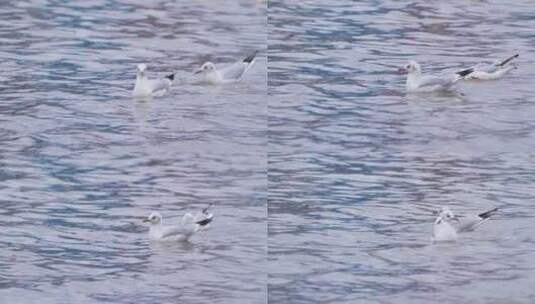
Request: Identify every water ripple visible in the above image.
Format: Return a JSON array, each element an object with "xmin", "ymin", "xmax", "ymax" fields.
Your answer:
[
  {"xmin": 269, "ymin": 0, "xmax": 535, "ymax": 303},
  {"xmin": 0, "ymin": 1, "xmax": 266, "ymax": 303}
]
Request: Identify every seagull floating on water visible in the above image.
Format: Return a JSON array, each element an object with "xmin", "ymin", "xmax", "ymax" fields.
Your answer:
[
  {"xmin": 398, "ymin": 61, "xmax": 473, "ymax": 93},
  {"xmin": 194, "ymin": 51, "xmax": 257, "ymax": 84},
  {"xmin": 465, "ymin": 54, "xmax": 519, "ymax": 80},
  {"xmin": 143, "ymin": 205, "xmax": 214, "ymax": 242},
  {"xmin": 432, "ymin": 206, "xmax": 498, "ymax": 242},
  {"xmin": 132, "ymin": 64, "xmax": 175, "ymax": 97}
]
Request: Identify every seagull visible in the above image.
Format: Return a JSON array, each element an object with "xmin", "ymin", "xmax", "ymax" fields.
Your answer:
[
  {"xmin": 132, "ymin": 64, "xmax": 175, "ymax": 97},
  {"xmin": 143, "ymin": 205, "xmax": 214, "ymax": 242},
  {"xmin": 398, "ymin": 61, "xmax": 473, "ymax": 93},
  {"xmin": 432, "ymin": 206, "xmax": 498, "ymax": 242},
  {"xmin": 432, "ymin": 207, "xmax": 458, "ymax": 242},
  {"xmin": 194, "ymin": 51, "xmax": 258, "ymax": 84},
  {"xmin": 465, "ymin": 54, "xmax": 519, "ymax": 80}
]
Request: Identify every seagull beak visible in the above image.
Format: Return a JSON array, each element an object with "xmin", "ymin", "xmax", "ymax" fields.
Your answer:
[
  {"xmin": 142, "ymin": 218, "xmax": 150, "ymax": 223},
  {"xmin": 397, "ymin": 67, "xmax": 408, "ymax": 74},
  {"xmin": 193, "ymin": 68, "xmax": 202, "ymax": 75}
]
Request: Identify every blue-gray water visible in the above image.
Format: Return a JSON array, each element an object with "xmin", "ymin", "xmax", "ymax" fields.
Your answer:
[
  {"xmin": 0, "ymin": 1, "xmax": 266, "ymax": 303},
  {"xmin": 269, "ymin": 1, "xmax": 535, "ymax": 303}
]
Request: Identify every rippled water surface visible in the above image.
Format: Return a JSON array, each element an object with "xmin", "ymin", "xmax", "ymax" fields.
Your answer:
[
  {"xmin": 269, "ymin": 1, "xmax": 535, "ymax": 303},
  {"xmin": 0, "ymin": 1, "xmax": 266, "ymax": 303}
]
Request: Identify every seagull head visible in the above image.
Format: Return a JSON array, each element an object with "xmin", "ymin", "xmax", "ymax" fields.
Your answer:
[
  {"xmin": 398, "ymin": 60, "xmax": 421, "ymax": 75},
  {"xmin": 143, "ymin": 212, "xmax": 162, "ymax": 225},
  {"xmin": 437, "ymin": 206, "xmax": 458, "ymax": 222},
  {"xmin": 137, "ymin": 64, "xmax": 148, "ymax": 73},
  {"xmin": 194, "ymin": 62, "xmax": 216, "ymax": 75}
]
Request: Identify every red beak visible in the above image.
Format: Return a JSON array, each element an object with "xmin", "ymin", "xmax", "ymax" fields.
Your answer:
[{"xmin": 397, "ymin": 67, "xmax": 408, "ymax": 74}]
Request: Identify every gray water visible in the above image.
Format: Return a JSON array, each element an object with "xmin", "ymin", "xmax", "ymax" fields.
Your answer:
[
  {"xmin": 269, "ymin": 1, "xmax": 535, "ymax": 303},
  {"xmin": 3, "ymin": 0, "xmax": 535, "ymax": 303},
  {"xmin": 0, "ymin": 1, "xmax": 266, "ymax": 303}
]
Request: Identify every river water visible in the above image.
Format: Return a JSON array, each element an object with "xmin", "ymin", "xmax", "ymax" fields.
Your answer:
[
  {"xmin": 268, "ymin": 0, "xmax": 535, "ymax": 303},
  {"xmin": 0, "ymin": 1, "xmax": 266, "ymax": 303}
]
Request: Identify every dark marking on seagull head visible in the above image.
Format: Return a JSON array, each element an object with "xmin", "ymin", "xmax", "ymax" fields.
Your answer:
[
  {"xmin": 399, "ymin": 61, "xmax": 420, "ymax": 74},
  {"xmin": 137, "ymin": 64, "xmax": 147, "ymax": 72},
  {"xmin": 437, "ymin": 206, "xmax": 457, "ymax": 222},
  {"xmin": 195, "ymin": 62, "xmax": 215, "ymax": 74},
  {"xmin": 144, "ymin": 212, "xmax": 162, "ymax": 224}
]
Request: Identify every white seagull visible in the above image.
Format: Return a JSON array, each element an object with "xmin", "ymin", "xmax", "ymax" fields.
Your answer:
[
  {"xmin": 194, "ymin": 51, "xmax": 258, "ymax": 84},
  {"xmin": 132, "ymin": 64, "xmax": 175, "ymax": 97},
  {"xmin": 432, "ymin": 206, "xmax": 498, "ymax": 242},
  {"xmin": 465, "ymin": 54, "xmax": 519, "ymax": 80},
  {"xmin": 143, "ymin": 205, "xmax": 214, "ymax": 242},
  {"xmin": 399, "ymin": 61, "xmax": 473, "ymax": 93}
]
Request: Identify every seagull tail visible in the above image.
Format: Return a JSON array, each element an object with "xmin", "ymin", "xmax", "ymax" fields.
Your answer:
[
  {"xmin": 456, "ymin": 68, "xmax": 474, "ymax": 77},
  {"xmin": 196, "ymin": 204, "xmax": 214, "ymax": 226},
  {"xmin": 478, "ymin": 207, "xmax": 498, "ymax": 219},
  {"xmin": 202, "ymin": 203, "xmax": 213, "ymax": 213},
  {"xmin": 496, "ymin": 54, "xmax": 519, "ymax": 67},
  {"xmin": 243, "ymin": 50, "xmax": 258, "ymax": 64},
  {"xmin": 165, "ymin": 73, "xmax": 175, "ymax": 81}
]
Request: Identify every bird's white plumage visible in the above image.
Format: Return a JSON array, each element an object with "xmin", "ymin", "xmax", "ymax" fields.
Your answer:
[
  {"xmin": 432, "ymin": 206, "xmax": 498, "ymax": 242},
  {"xmin": 132, "ymin": 64, "xmax": 174, "ymax": 97},
  {"xmin": 432, "ymin": 207, "xmax": 458, "ymax": 242},
  {"xmin": 452, "ymin": 207, "xmax": 497, "ymax": 232},
  {"xmin": 144, "ymin": 208, "xmax": 213, "ymax": 242},
  {"xmin": 194, "ymin": 53, "xmax": 256, "ymax": 85},
  {"xmin": 400, "ymin": 61, "xmax": 472, "ymax": 93},
  {"xmin": 465, "ymin": 54, "xmax": 518, "ymax": 80}
]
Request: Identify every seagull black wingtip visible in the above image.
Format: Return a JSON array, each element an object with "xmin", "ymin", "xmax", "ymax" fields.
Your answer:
[
  {"xmin": 457, "ymin": 68, "xmax": 474, "ymax": 77},
  {"xmin": 478, "ymin": 207, "xmax": 498, "ymax": 219},
  {"xmin": 243, "ymin": 50, "xmax": 258, "ymax": 63},
  {"xmin": 165, "ymin": 73, "xmax": 175, "ymax": 81},
  {"xmin": 196, "ymin": 216, "xmax": 213, "ymax": 226},
  {"xmin": 497, "ymin": 54, "xmax": 519, "ymax": 67}
]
